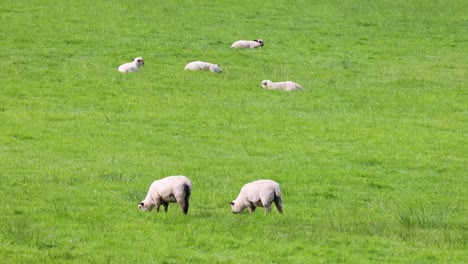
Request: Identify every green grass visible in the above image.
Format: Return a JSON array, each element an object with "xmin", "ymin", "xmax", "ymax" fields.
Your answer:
[{"xmin": 1, "ymin": 0, "xmax": 467, "ymax": 263}]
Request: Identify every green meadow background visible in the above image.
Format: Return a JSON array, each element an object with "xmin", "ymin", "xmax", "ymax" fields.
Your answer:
[{"xmin": 1, "ymin": 0, "xmax": 467, "ymax": 263}]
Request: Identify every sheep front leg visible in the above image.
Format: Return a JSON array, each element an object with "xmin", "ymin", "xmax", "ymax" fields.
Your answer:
[
  {"xmin": 247, "ymin": 203, "xmax": 256, "ymax": 213},
  {"xmin": 163, "ymin": 202, "xmax": 169, "ymax": 212},
  {"xmin": 154, "ymin": 199, "xmax": 162, "ymax": 213}
]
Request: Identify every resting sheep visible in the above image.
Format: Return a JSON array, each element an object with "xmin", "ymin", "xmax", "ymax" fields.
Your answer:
[
  {"xmin": 261, "ymin": 80, "xmax": 303, "ymax": 91},
  {"xmin": 138, "ymin": 175, "xmax": 192, "ymax": 215},
  {"xmin": 231, "ymin": 39, "xmax": 264, "ymax": 48},
  {"xmin": 230, "ymin": 179, "xmax": 283, "ymax": 214},
  {"xmin": 118, "ymin": 57, "xmax": 144, "ymax": 73},
  {"xmin": 184, "ymin": 61, "xmax": 222, "ymax": 73}
]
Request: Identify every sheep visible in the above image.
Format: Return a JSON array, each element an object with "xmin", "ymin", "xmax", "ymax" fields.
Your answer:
[
  {"xmin": 184, "ymin": 61, "xmax": 222, "ymax": 73},
  {"xmin": 230, "ymin": 179, "xmax": 283, "ymax": 214},
  {"xmin": 231, "ymin": 39, "xmax": 264, "ymax": 48},
  {"xmin": 261, "ymin": 80, "xmax": 303, "ymax": 92},
  {"xmin": 118, "ymin": 57, "xmax": 144, "ymax": 72},
  {"xmin": 138, "ymin": 175, "xmax": 192, "ymax": 215}
]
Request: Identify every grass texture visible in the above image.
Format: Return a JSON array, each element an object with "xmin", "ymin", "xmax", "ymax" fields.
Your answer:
[{"xmin": 0, "ymin": 0, "xmax": 467, "ymax": 263}]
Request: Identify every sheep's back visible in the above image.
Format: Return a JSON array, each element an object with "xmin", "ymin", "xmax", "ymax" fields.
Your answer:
[{"xmin": 151, "ymin": 176, "xmax": 192, "ymax": 196}]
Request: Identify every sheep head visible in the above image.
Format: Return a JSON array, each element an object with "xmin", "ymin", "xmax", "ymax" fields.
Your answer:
[
  {"xmin": 133, "ymin": 57, "xmax": 144, "ymax": 67},
  {"xmin": 138, "ymin": 201, "xmax": 154, "ymax": 211},
  {"xmin": 261, "ymin": 80, "xmax": 271, "ymax": 89},
  {"xmin": 255, "ymin": 39, "xmax": 264, "ymax": 47},
  {"xmin": 229, "ymin": 201, "xmax": 243, "ymax": 213}
]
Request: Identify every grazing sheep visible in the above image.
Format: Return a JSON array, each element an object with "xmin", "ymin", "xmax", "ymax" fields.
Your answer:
[
  {"xmin": 138, "ymin": 176, "xmax": 192, "ymax": 215},
  {"xmin": 261, "ymin": 80, "xmax": 303, "ymax": 91},
  {"xmin": 184, "ymin": 61, "xmax": 222, "ymax": 73},
  {"xmin": 230, "ymin": 180, "xmax": 283, "ymax": 214},
  {"xmin": 118, "ymin": 57, "xmax": 144, "ymax": 73},
  {"xmin": 231, "ymin": 39, "xmax": 264, "ymax": 48}
]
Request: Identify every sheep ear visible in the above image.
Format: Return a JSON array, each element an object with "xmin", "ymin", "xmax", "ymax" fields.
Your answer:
[
  {"xmin": 229, "ymin": 202, "xmax": 235, "ymax": 205},
  {"xmin": 139, "ymin": 202, "xmax": 144, "ymax": 206}
]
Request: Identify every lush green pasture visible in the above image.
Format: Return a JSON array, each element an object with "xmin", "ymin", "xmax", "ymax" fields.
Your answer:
[{"xmin": 1, "ymin": 0, "xmax": 467, "ymax": 263}]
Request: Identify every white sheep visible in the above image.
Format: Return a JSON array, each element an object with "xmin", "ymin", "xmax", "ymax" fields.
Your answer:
[
  {"xmin": 118, "ymin": 57, "xmax": 144, "ymax": 73},
  {"xmin": 138, "ymin": 175, "xmax": 192, "ymax": 214},
  {"xmin": 231, "ymin": 39, "xmax": 264, "ymax": 48},
  {"xmin": 261, "ymin": 80, "xmax": 303, "ymax": 91},
  {"xmin": 184, "ymin": 61, "xmax": 222, "ymax": 73},
  {"xmin": 230, "ymin": 179, "xmax": 283, "ymax": 213}
]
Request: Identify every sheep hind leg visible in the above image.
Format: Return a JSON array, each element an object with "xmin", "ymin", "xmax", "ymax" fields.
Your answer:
[
  {"xmin": 180, "ymin": 199, "xmax": 189, "ymax": 215},
  {"xmin": 179, "ymin": 185, "xmax": 191, "ymax": 214},
  {"xmin": 274, "ymin": 198, "xmax": 283, "ymax": 214},
  {"xmin": 181, "ymin": 203, "xmax": 189, "ymax": 214},
  {"xmin": 177, "ymin": 195, "xmax": 190, "ymax": 214}
]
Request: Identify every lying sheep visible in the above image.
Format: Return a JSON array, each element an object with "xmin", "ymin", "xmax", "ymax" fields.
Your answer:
[
  {"xmin": 138, "ymin": 175, "xmax": 192, "ymax": 215},
  {"xmin": 261, "ymin": 80, "xmax": 303, "ymax": 91},
  {"xmin": 184, "ymin": 61, "xmax": 222, "ymax": 73},
  {"xmin": 231, "ymin": 39, "xmax": 264, "ymax": 48},
  {"xmin": 230, "ymin": 179, "xmax": 283, "ymax": 213},
  {"xmin": 118, "ymin": 57, "xmax": 144, "ymax": 73}
]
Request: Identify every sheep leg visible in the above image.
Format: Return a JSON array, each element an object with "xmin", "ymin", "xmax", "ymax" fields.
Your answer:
[
  {"xmin": 163, "ymin": 202, "xmax": 169, "ymax": 212},
  {"xmin": 178, "ymin": 185, "xmax": 191, "ymax": 214},
  {"xmin": 154, "ymin": 199, "xmax": 162, "ymax": 213},
  {"xmin": 182, "ymin": 195, "xmax": 190, "ymax": 214},
  {"xmin": 274, "ymin": 198, "xmax": 283, "ymax": 214},
  {"xmin": 275, "ymin": 203, "xmax": 283, "ymax": 213},
  {"xmin": 264, "ymin": 205, "xmax": 272, "ymax": 213},
  {"xmin": 179, "ymin": 201, "xmax": 189, "ymax": 214},
  {"xmin": 175, "ymin": 195, "xmax": 189, "ymax": 214},
  {"xmin": 247, "ymin": 203, "xmax": 256, "ymax": 213},
  {"xmin": 176, "ymin": 199, "xmax": 188, "ymax": 214}
]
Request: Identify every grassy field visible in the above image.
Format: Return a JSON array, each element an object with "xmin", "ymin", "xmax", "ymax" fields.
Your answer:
[{"xmin": 1, "ymin": 0, "xmax": 467, "ymax": 263}]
